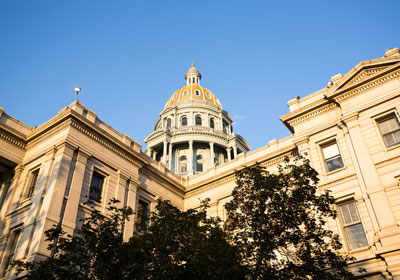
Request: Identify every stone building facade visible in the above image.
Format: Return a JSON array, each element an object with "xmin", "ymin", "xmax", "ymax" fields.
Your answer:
[{"xmin": 1, "ymin": 48, "xmax": 400, "ymax": 278}]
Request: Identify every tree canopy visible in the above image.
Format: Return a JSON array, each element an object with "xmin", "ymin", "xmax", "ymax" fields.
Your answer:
[
  {"xmin": 14, "ymin": 199, "xmax": 244, "ymax": 280},
  {"xmin": 225, "ymin": 155, "xmax": 356, "ymax": 279},
  {"xmin": 14, "ymin": 155, "xmax": 359, "ymax": 279}
]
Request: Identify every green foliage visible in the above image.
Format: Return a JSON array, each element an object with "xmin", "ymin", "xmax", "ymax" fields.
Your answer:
[
  {"xmin": 225, "ymin": 155, "xmax": 356, "ymax": 280},
  {"xmin": 14, "ymin": 199, "xmax": 244, "ymax": 280}
]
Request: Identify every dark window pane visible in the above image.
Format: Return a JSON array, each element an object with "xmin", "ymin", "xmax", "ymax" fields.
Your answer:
[
  {"xmin": 195, "ymin": 116, "xmax": 202, "ymax": 126},
  {"xmin": 182, "ymin": 117, "xmax": 187, "ymax": 126},
  {"xmin": 210, "ymin": 119, "xmax": 214, "ymax": 129},
  {"xmin": 326, "ymin": 155, "xmax": 344, "ymax": 172},
  {"xmin": 89, "ymin": 172, "xmax": 104, "ymax": 203},
  {"xmin": 345, "ymin": 224, "xmax": 368, "ymax": 249}
]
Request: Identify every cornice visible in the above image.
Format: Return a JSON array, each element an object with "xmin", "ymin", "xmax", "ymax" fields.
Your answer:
[
  {"xmin": 185, "ymin": 149, "xmax": 294, "ymax": 197},
  {"xmin": 281, "ymin": 64, "xmax": 400, "ymax": 131},
  {"xmin": 140, "ymin": 167, "xmax": 185, "ymax": 197},
  {"xmin": 334, "ymin": 69, "xmax": 400, "ymax": 102},
  {"xmin": 287, "ymin": 103, "xmax": 337, "ymax": 128},
  {"xmin": 70, "ymin": 120, "xmax": 144, "ymax": 169},
  {"xmin": 0, "ymin": 128, "xmax": 26, "ymax": 149}
]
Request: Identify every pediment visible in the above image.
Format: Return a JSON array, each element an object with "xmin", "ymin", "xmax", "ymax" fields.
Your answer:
[{"xmin": 327, "ymin": 58, "xmax": 400, "ymax": 97}]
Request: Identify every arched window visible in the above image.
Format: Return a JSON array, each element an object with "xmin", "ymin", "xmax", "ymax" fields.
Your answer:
[
  {"xmin": 195, "ymin": 90, "xmax": 200, "ymax": 96},
  {"xmin": 196, "ymin": 155, "xmax": 203, "ymax": 172},
  {"xmin": 181, "ymin": 117, "xmax": 187, "ymax": 126},
  {"xmin": 167, "ymin": 118, "xmax": 171, "ymax": 128},
  {"xmin": 180, "ymin": 156, "xmax": 187, "ymax": 173},
  {"xmin": 195, "ymin": 116, "xmax": 202, "ymax": 126},
  {"xmin": 210, "ymin": 118, "xmax": 215, "ymax": 129}
]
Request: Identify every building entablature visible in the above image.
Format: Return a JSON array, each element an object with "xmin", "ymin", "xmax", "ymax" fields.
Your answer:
[{"xmin": 280, "ymin": 48, "xmax": 400, "ymax": 134}]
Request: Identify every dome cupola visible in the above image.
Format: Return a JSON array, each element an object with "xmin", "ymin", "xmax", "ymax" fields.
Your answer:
[{"xmin": 185, "ymin": 63, "xmax": 201, "ymax": 85}]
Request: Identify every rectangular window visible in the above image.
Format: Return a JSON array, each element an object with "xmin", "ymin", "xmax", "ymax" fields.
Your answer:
[
  {"xmin": 322, "ymin": 142, "xmax": 344, "ymax": 172},
  {"xmin": 137, "ymin": 200, "xmax": 149, "ymax": 225},
  {"xmin": 88, "ymin": 171, "xmax": 105, "ymax": 203},
  {"xmin": 26, "ymin": 169, "xmax": 39, "ymax": 198},
  {"xmin": 4, "ymin": 230, "xmax": 21, "ymax": 272},
  {"xmin": 377, "ymin": 114, "xmax": 400, "ymax": 147},
  {"xmin": 338, "ymin": 201, "xmax": 368, "ymax": 250}
]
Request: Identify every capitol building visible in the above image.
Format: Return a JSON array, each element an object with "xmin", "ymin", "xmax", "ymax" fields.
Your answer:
[{"xmin": 1, "ymin": 48, "xmax": 400, "ymax": 278}]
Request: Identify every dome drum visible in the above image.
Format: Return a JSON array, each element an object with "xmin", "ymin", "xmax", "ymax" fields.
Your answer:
[{"xmin": 145, "ymin": 64, "xmax": 250, "ymax": 176}]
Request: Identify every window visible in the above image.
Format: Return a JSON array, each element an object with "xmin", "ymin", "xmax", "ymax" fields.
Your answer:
[
  {"xmin": 195, "ymin": 116, "xmax": 202, "ymax": 126},
  {"xmin": 195, "ymin": 90, "xmax": 200, "ymax": 96},
  {"xmin": 223, "ymin": 121, "xmax": 228, "ymax": 134},
  {"xmin": 167, "ymin": 118, "xmax": 171, "ymax": 128},
  {"xmin": 25, "ymin": 169, "xmax": 39, "ymax": 198},
  {"xmin": 322, "ymin": 142, "xmax": 344, "ymax": 172},
  {"xmin": 196, "ymin": 155, "xmax": 203, "ymax": 172},
  {"xmin": 377, "ymin": 115, "xmax": 400, "ymax": 147},
  {"xmin": 206, "ymin": 92, "xmax": 211, "ymax": 99},
  {"xmin": 179, "ymin": 156, "xmax": 187, "ymax": 173},
  {"xmin": 338, "ymin": 201, "xmax": 368, "ymax": 250},
  {"xmin": 137, "ymin": 200, "xmax": 149, "ymax": 225},
  {"xmin": 181, "ymin": 117, "xmax": 187, "ymax": 127},
  {"xmin": 89, "ymin": 171, "xmax": 105, "ymax": 203},
  {"xmin": 210, "ymin": 118, "xmax": 215, "ymax": 129},
  {"xmin": 172, "ymin": 94, "xmax": 177, "ymax": 100},
  {"xmin": 183, "ymin": 90, "xmax": 188, "ymax": 96},
  {"xmin": 4, "ymin": 230, "xmax": 21, "ymax": 273}
]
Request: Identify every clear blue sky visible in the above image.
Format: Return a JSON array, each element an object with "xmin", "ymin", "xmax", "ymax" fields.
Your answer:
[{"xmin": 1, "ymin": 0, "xmax": 399, "ymax": 150}]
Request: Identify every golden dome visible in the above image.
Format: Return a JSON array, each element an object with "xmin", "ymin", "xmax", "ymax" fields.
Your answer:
[{"xmin": 164, "ymin": 85, "xmax": 222, "ymax": 109}]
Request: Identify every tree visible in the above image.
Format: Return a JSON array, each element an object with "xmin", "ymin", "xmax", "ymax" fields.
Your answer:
[
  {"xmin": 14, "ymin": 199, "xmax": 244, "ymax": 280},
  {"xmin": 132, "ymin": 199, "xmax": 245, "ymax": 280},
  {"xmin": 225, "ymin": 155, "xmax": 357, "ymax": 280},
  {"xmin": 14, "ymin": 199, "xmax": 134, "ymax": 280}
]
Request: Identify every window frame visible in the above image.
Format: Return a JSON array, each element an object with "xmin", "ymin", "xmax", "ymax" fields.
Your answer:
[
  {"xmin": 210, "ymin": 118, "xmax": 215, "ymax": 129},
  {"xmin": 2, "ymin": 229, "xmax": 22, "ymax": 276},
  {"xmin": 181, "ymin": 116, "xmax": 187, "ymax": 127},
  {"xmin": 196, "ymin": 155, "xmax": 204, "ymax": 172},
  {"xmin": 88, "ymin": 170, "xmax": 106, "ymax": 203},
  {"xmin": 195, "ymin": 115, "xmax": 202, "ymax": 126},
  {"xmin": 179, "ymin": 156, "xmax": 187, "ymax": 173},
  {"xmin": 337, "ymin": 200, "xmax": 368, "ymax": 251},
  {"xmin": 136, "ymin": 199, "xmax": 150, "ymax": 226},
  {"xmin": 320, "ymin": 140, "xmax": 345, "ymax": 173},
  {"xmin": 25, "ymin": 168, "xmax": 40, "ymax": 199},
  {"xmin": 376, "ymin": 113, "xmax": 400, "ymax": 148}
]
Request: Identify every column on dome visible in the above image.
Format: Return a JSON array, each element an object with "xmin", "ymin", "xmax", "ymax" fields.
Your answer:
[
  {"xmin": 188, "ymin": 140, "xmax": 193, "ymax": 174},
  {"xmin": 163, "ymin": 141, "xmax": 167, "ymax": 165},
  {"xmin": 147, "ymin": 147, "xmax": 152, "ymax": 157},
  {"xmin": 226, "ymin": 147, "xmax": 232, "ymax": 161},
  {"xmin": 168, "ymin": 142, "xmax": 173, "ymax": 170},
  {"xmin": 152, "ymin": 151, "xmax": 157, "ymax": 160},
  {"xmin": 233, "ymin": 145, "xmax": 238, "ymax": 159},
  {"xmin": 209, "ymin": 142, "xmax": 214, "ymax": 167}
]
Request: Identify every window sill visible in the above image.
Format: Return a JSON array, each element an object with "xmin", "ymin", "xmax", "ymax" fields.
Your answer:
[
  {"xmin": 384, "ymin": 142, "xmax": 400, "ymax": 152},
  {"xmin": 347, "ymin": 245, "xmax": 370, "ymax": 254},
  {"xmin": 326, "ymin": 166, "xmax": 346, "ymax": 175}
]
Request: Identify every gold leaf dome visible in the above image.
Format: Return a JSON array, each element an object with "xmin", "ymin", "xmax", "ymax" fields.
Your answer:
[{"xmin": 164, "ymin": 85, "xmax": 222, "ymax": 109}]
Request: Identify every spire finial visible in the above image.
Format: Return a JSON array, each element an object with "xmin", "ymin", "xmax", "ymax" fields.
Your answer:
[{"xmin": 191, "ymin": 62, "xmax": 195, "ymax": 67}]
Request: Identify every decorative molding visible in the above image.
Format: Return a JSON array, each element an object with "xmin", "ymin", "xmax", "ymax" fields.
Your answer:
[
  {"xmin": 336, "ymin": 69, "xmax": 400, "ymax": 102},
  {"xmin": 287, "ymin": 68, "xmax": 400, "ymax": 128},
  {"xmin": 186, "ymin": 174, "xmax": 236, "ymax": 197},
  {"xmin": 0, "ymin": 129, "xmax": 26, "ymax": 149},
  {"xmin": 140, "ymin": 168, "xmax": 185, "ymax": 197},
  {"xmin": 26, "ymin": 120, "xmax": 71, "ymax": 149},
  {"xmin": 288, "ymin": 103, "xmax": 337, "ymax": 127},
  {"xmin": 186, "ymin": 151, "xmax": 293, "ymax": 197},
  {"xmin": 345, "ymin": 66, "xmax": 387, "ymax": 87},
  {"xmin": 70, "ymin": 120, "xmax": 144, "ymax": 169}
]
